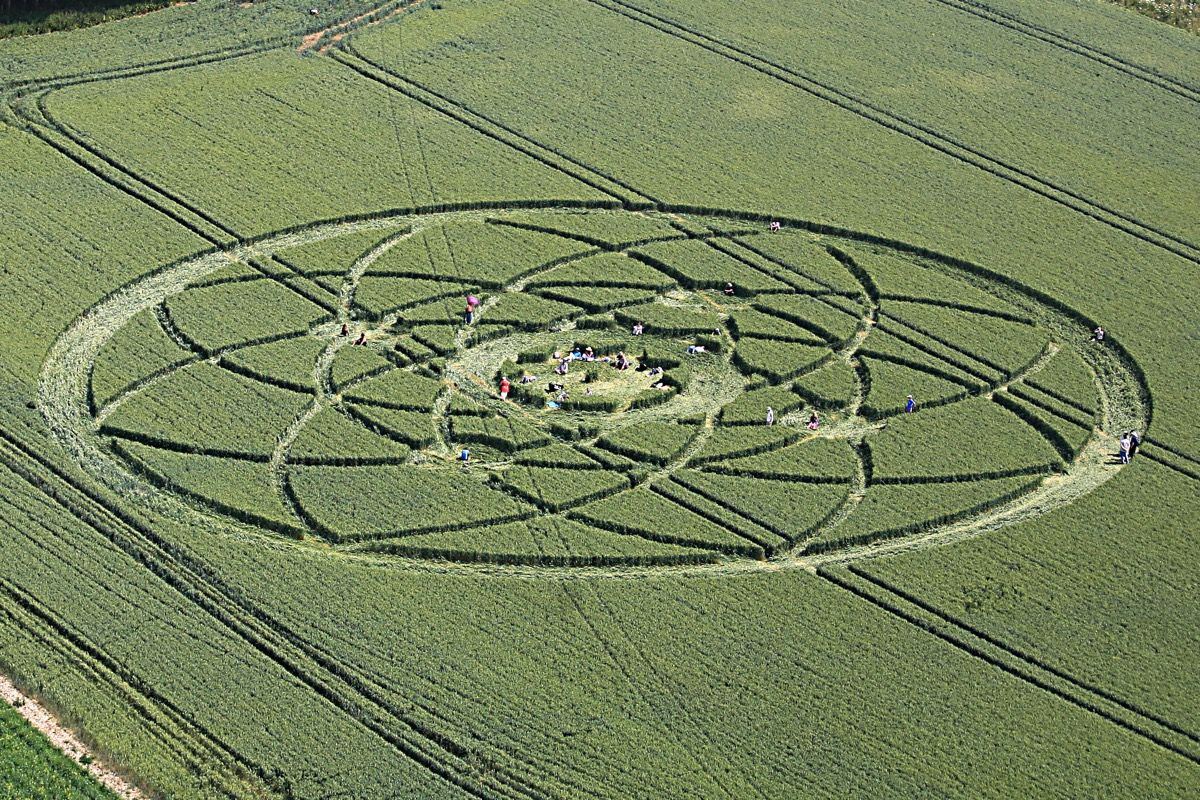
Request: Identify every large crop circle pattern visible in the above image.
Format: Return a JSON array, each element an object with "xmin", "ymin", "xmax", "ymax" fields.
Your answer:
[{"xmin": 41, "ymin": 207, "xmax": 1141, "ymax": 571}]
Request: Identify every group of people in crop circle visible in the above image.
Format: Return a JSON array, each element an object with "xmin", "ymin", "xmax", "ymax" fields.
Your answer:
[{"xmin": 459, "ymin": 275, "xmax": 1134, "ymax": 471}]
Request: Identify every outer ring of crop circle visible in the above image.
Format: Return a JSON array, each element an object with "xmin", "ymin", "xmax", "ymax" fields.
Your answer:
[{"xmin": 37, "ymin": 200, "xmax": 1149, "ymax": 576}]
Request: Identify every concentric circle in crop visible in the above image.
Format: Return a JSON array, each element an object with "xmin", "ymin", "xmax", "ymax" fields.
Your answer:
[{"xmin": 41, "ymin": 206, "xmax": 1143, "ymax": 570}]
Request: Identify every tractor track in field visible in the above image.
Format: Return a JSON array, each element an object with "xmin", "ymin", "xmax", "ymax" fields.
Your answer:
[
  {"xmin": 330, "ymin": 47, "xmax": 653, "ymax": 209},
  {"xmin": 1, "ymin": 42, "xmax": 278, "ymax": 100},
  {"xmin": 559, "ymin": 583, "xmax": 751, "ymax": 800},
  {"xmin": 0, "ymin": 427, "xmax": 554, "ymax": 800},
  {"xmin": 0, "ymin": 454, "xmax": 290, "ymax": 799},
  {"xmin": 816, "ymin": 565, "xmax": 1200, "ymax": 765},
  {"xmin": 336, "ymin": 41, "xmax": 661, "ymax": 208},
  {"xmin": 921, "ymin": 0, "xmax": 1200, "ymax": 105},
  {"xmin": 847, "ymin": 565, "xmax": 1200, "ymax": 750},
  {"xmin": 583, "ymin": 0, "xmax": 1200, "ymax": 269},
  {"xmin": 4, "ymin": 48, "xmax": 272, "ymax": 251}
]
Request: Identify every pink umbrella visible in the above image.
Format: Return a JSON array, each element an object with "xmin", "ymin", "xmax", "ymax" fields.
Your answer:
[{"xmin": 466, "ymin": 295, "xmax": 480, "ymax": 307}]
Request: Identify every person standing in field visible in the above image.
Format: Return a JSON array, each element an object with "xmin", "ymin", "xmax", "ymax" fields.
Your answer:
[
  {"xmin": 1118, "ymin": 433, "xmax": 1132, "ymax": 464},
  {"xmin": 1128, "ymin": 430, "xmax": 1141, "ymax": 460},
  {"xmin": 905, "ymin": 395, "xmax": 916, "ymax": 413},
  {"xmin": 807, "ymin": 412, "xmax": 820, "ymax": 431},
  {"xmin": 766, "ymin": 406, "xmax": 775, "ymax": 426},
  {"xmin": 459, "ymin": 447, "xmax": 470, "ymax": 465},
  {"xmin": 499, "ymin": 376, "xmax": 511, "ymax": 400}
]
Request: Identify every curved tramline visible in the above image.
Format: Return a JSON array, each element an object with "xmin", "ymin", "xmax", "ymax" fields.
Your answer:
[{"xmin": 39, "ymin": 204, "xmax": 1147, "ymax": 575}]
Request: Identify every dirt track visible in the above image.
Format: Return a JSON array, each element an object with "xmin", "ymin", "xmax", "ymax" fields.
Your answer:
[{"xmin": 1, "ymin": 673, "xmax": 146, "ymax": 799}]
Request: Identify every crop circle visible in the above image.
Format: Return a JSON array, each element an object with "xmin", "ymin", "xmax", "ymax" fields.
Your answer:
[{"xmin": 39, "ymin": 206, "xmax": 1145, "ymax": 572}]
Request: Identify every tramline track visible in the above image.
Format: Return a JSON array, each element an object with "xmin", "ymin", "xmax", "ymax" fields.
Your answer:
[
  {"xmin": 818, "ymin": 566, "xmax": 1200, "ymax": 765},
  {"xmin": 583, "ymin": 0, "xmax": 1200, "ymax": 269},
  {"xmin": 922, "ymin": 0, "xmax": 1200, "ymax": 104},
  {"xmin": 0, "ymin": 427, "xmax": 556, "ymax": 800}
]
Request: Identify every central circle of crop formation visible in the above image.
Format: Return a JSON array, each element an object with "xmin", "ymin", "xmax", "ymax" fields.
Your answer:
[{"xmin": 42, "ymin": 207, "xmax": 1139, "ymax": 572}]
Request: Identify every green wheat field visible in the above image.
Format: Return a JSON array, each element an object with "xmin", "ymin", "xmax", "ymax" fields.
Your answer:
[{"xmin": 0, "ymin": 0, "xmax": 1197, "ymax": 797}]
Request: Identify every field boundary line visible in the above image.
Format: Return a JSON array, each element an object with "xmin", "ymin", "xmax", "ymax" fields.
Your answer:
[
  {"xmin": 0, "ymin": 672, "xmax": 147, "ymax": 800},
  {"xmin": 584, "ymin": 0, "xmax": 1200, "ymax": 268}
]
